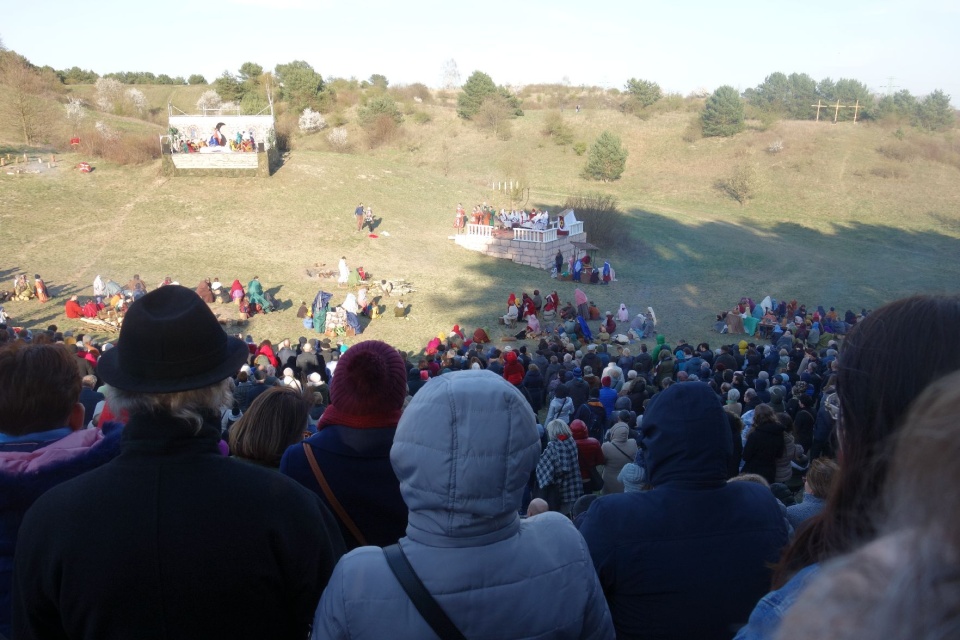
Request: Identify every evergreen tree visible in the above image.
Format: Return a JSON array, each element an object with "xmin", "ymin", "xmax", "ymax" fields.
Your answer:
[
  {"xmin": 457, "ymin": 71, "xmax": 497, "ymax": 119},
  {"xmin": 582, "ymin": 131, "xmax": 628, "ymax": 181},
  {"xmin": 914, "ymin": 90, "xmax": 954, "ymax": 131},
  {"xmin": 701, "ymin": 86, "xmax": 744, "ymax": 137},
  {"xmin": 624, "ymin": 78, "xmax": 662, "ymax": 113}
]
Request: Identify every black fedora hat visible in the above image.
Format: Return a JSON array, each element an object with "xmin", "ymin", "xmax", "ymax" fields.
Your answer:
[{"xmin": 98, "ymin": 285, "xmax": 249, "ymax": 393}]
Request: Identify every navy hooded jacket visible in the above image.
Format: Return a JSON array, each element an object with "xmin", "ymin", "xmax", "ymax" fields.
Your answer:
[{"xmin": 579, "ymin": 382, "xmax": 788, "ymax": 640}]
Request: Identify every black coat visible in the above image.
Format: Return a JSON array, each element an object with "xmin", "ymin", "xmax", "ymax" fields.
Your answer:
[
  {"xmin": 742, "ymin": 421, "xmax": 785, "ymax": 484},
  {"xmin": 522, "ymin": 369, "xmax": 545, "ymax": 412},
  {"xmin": 13, "ymin": 413, "xmax": 345, "ymax": 640}
]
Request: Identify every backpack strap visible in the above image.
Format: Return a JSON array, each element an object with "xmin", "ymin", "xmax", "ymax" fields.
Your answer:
[
  {"xmin": 383, "ymin": 544, "xmax": 467, "ymax": 640},
  {"xmin": 302, "ymin": 442, "xmax": 367, "ymax": 547}
]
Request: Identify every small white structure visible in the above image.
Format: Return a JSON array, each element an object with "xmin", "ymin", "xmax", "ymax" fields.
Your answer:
[{"xmin": 454, "ymin": 208, "xmax": 588, "ymax": 270}]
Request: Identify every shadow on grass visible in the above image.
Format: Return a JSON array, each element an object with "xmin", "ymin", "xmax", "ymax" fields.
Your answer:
[{"xmin": 413, "ymin": 205, "xmax": 960, "ymax": 355}]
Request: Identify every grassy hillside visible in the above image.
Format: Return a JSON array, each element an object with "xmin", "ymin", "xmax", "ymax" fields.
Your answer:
[{"xmin": 2, "ymin": 96, "xmax": 958, "ymax": 353}]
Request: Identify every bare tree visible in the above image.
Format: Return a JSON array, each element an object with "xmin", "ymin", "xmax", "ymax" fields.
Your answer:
[
  {"xmin": 0, "ymin": 53, "xmax": 53, "ymax": 145},
  {"xmin": 440, "ymin": 58, "xmax": 461, "ymax": 90}
]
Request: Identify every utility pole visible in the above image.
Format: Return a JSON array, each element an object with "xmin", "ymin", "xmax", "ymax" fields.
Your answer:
[{"xmin": 884, "ymin": 76, "xmax": 900, "ymax": 96}]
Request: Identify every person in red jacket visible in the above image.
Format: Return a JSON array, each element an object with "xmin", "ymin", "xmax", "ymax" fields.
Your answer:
[
  {"xmin": 570, "ymin": 418, "xmax": 604, "ymax": 493},
  {"xmin": 502, "ymin": 349, "xmax": 525, "ymax": 386}
]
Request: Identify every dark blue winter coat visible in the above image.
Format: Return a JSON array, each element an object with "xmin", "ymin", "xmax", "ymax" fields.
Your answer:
[{"xmin": 579, "ymin": 383, "xmax": 788, "ymax": 640}]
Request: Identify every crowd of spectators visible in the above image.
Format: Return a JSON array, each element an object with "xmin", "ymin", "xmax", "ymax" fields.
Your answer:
[{"xmin": 1, "ymin": 287, "xmax": 958, "ymax": 639}]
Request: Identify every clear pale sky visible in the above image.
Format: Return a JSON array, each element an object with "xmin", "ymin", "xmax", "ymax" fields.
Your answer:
[{"xmin": 3, "ymin": 0, "xmax": 957, "ymax": 101}]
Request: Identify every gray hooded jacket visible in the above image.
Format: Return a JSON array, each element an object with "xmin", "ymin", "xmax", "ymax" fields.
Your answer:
[{"xmin": 313, "ymin": 370, "xmax": 613, "ymax": 639}]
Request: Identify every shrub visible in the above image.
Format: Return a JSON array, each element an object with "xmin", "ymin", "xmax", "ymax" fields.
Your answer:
[
  {"xmin": 327, "ymin": 126, "xmax": 350, "ymax": 152},
  {"xmin": 94, "ymin": 77, "xmax": 124, "ymax": 112},
  {"xmin": 715, "ymin": 164, "xmax": 759, "ymax": 204},
  {"xmin": 240, "ymin": 93, "xmax": 268, "ymax": 115},
  {"xmin": 412, "ymin": 110, "xmax": 432, "ymax": 125},
  {"xmin": 582, "ymin": 131, "xmax": 628, "ymax": 181},
  {"xmin": 623, "ymin": 78, "xmax": 662, "ymax": 114},
  {"xmin": 542, "ymin": 111, "xmax": 574, "ymax": 145},
  {"xmin": 125, "ymin": 88, "xmax": 148, "ymax": 115},
  {"xmin": 196, "ymin": 90, "xmax": 222, "ymax": 112},
  {"xmin": 298, "ymin": 108, "xmax": 327, "ymax": 133},
  {"xmin": 366, "ymin": 114, "xmax": 400, "ymax": 148},
  {"xmin": 64, "ymin": 97, "xmax": 85, "ymax": 133},
  {"xmin": 562, "ymin": 192, "xmax": 630, "ymax": 249},
  {"xmin": 329, "ymin": 111, "xmax": 348, "ymax": 127},
  {"xmin": 876, "ymin": 143, "xmax": 913, "ymax": 162},
  {"xmin": 702, "ymin": 86, "xmax": 745, "ymax": 137},
  {"xmin": 80, "ymin": 124, "xmax": 160, "ymax": 165},
  {"xmin": 913, "ymin": 90, "xmax": 955, "ymax": 132},
  {"xmin": 187, "ymin": 74, "xmax": 207, "ymax": 85},
  {"xmin": 273, "ymin": 111, "xmax": 297, "ymax": 151},
  {"xmin": 475, "ymin": 94, "xmax": 514, "ymax": 140},
  {"xmin": 682, "ymin": 116, "xmax": 703, "ymax": 142},
  {"xmin": 573, "ymin": 141, "xmax": 587, "ymax": 156},
  {"xmin": 357, "ymin": 94, "xmax": 403, "ymax": 129}
]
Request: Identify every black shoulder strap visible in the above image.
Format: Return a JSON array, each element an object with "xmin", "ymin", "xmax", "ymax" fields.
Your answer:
[{"xmin": 383, "ymin": 544, "xmax": 467, "ymax": 640}]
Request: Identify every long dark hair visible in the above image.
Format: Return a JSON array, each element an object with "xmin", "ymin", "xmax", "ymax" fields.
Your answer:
[{"xmin": 773, "ymin": 295, "xmax": 960, "ymax": 587}]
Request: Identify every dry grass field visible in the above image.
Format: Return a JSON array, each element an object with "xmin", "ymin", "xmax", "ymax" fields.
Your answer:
[{"xmin": 2, "ymin": 93, "xmax": 959, "ymax": 354}]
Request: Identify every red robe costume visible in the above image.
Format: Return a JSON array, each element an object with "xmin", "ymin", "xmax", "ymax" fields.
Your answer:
[{"xmin": 65, "ymin": 299, "xmax": 83, "ymax": 318}]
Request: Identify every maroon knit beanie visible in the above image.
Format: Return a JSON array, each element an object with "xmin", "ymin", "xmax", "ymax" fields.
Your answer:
[{"xmin": 318, "ymin": 340, "xmax": 408, "ymax": 429}]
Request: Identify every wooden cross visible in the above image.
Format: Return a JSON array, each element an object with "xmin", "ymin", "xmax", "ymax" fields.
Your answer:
[{"xmin": 811, "ymin": 99, "xmax": 825, "ymax": 121}]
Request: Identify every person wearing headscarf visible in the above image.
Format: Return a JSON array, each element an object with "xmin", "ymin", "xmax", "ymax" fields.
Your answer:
[
  {"xmin": 34, "ymin": 275, "xmax": 50, "ymax": 303},
  {"xmin": 575, "ymin": 289, "xmax": 589, "ymax": 319},
  {"xmin": 617, "ymin": 304, "xmax": 629, "ymax": 323},
  {"xmin": 230, "ymin": 279, "xmax": 245, "ymax": 304},
  {"xmin": 247, "ymin": 277, "xmax": 270, "ymax": 313},
  {"xmin": 93, "ymin": 275, "xmax": 106, "ymax": 304},
  {"xmin": 195, "ymin": 279, "xmax": 214, "ymax": 304},
  {"xmin": 337, "ymin": 257, "xmax": 349, "ymax": 285},
  {"xmin": 601, "ymin": 422, "xmax": 639, "ymax": 494}
]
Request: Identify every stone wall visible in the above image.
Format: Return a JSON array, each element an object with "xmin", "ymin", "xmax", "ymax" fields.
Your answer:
[
  {"xmin": 455, "ymin": 231, "xmax": 587, "ymax": 270},
  {"xmin": 160, "ymin": 147, "xmax": 278, "ymax": 178}
]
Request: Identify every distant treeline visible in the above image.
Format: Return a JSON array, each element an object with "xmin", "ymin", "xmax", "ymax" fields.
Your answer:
[{"xmin": 54, "ymin": 66, "xmax": 207, "ymax": 86}]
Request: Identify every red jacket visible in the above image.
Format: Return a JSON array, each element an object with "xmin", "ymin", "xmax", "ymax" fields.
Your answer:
[
  {"xmin": 502, "ymin": 351, "xmax": 525, "ymax": 386},
  {"xmin": 571, "ymin": 419, "xmax": 604, "ymax": 480},
  {"xmin": 65, "ymin": 299, "xmax": 82, "ymax": 318}
]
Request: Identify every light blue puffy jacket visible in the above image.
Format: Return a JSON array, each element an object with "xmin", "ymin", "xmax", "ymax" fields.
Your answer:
[{"xmin": 313, "ymin": 370, "xmax": 614, "ymax": 640}]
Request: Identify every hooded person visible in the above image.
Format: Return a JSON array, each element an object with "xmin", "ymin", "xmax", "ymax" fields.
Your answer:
[
  {"xmin": 617, "ymin": 303, "xmax": 629, "ymax": 323},
  {"xmin": 229, "ymin": 279, "xmax": 245, "ymax": 303},
  {"xmin": 92, "ymin": 275, "xmax": 106, "ymax": 303},
  {"xmin": 601, "ymin": 423, "xmax": 639, "ymax": 494},
  {"xmin": 311, "ymin": 370, "xmax": 614, "ymax": 639},
  {"xmin": 281, "ymin": 340, "xmax": 409, "ymax": 550},
  {"xmin": 502, "ymin": 349, "xmax": 525, "ymax": 386},
  {"xmin": 246, "ymin": 276, "xmax": 270, "ymax": 313},
  {"xmin": 579, "ymin": 382, "xmax": 788, "ymax": 640},
  {"xmin": 195, "ymin": 278, "xmax": 214, "ymax": 304},
  {"xmin": 12, "ymin": 285, "xmax": 345, "ymax": 640},
  {"xmin": 574, "ymin": 288, "xmax": 589, "ymax": 319}
]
